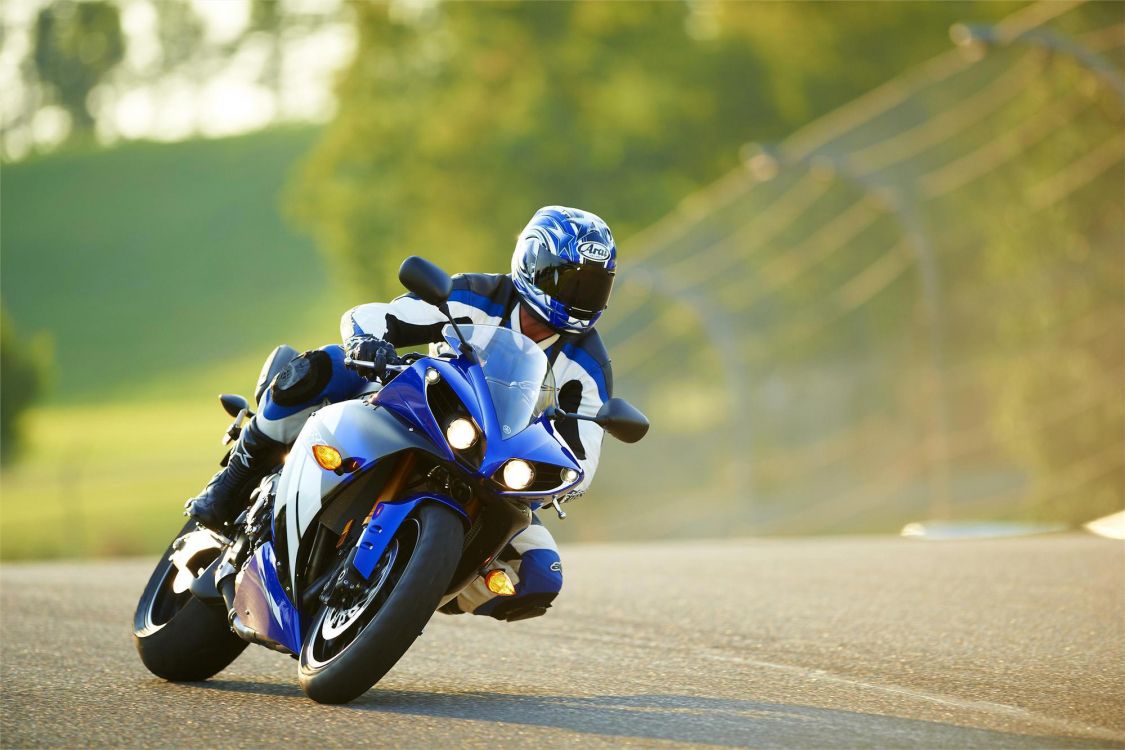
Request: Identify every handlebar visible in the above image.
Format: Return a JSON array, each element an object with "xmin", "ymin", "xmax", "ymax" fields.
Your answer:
[
  {"xmin": 343, "ymin": 357, "xmax": 409, "ymax": 385},
  {"xmin": 344, "ymin": 357, "xmax": 407, "ymax": 372}
]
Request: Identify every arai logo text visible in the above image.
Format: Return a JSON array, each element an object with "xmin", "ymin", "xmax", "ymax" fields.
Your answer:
[{"xmin": 578, "ymin": 242, "xmax": 611, "ymax": 262}]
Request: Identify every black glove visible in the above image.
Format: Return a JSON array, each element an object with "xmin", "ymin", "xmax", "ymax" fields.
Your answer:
[{"xmin": 344, "ymin": 335, "xmax": 401, "ymax": 379}]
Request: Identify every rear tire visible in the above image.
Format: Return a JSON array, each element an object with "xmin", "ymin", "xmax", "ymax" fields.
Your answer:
[
  {"xmin": 298, "ymin": 503, "xmax": 463, "ymax": 704},
  {"xmin": 133, "ymin": 521, "xmax": 247, "ymax": 681}
]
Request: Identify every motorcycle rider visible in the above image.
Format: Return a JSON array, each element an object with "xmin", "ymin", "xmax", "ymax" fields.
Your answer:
[{"xmin": 187, "ymin": 206, "xmax": 617, "ymax": 622}]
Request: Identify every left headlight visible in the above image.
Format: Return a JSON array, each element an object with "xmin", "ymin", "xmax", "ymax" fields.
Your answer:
[
  {"xmin": 445, "ymin": 417, "xmax": 478, "ymax": 450},
  {"xmin": 502, "ymin": 459, "xmax": 535, "ymax": 490}
]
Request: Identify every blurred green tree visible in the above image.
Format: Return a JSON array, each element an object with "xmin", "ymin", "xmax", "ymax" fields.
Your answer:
[
  {"xmin": 1, "ymin": 305, "xmax": 50, "ymax": 465},
  {"xmin": 33, "ymin": 0, "xmax": 125, "ymax": 136},
  {"xmin": 155, "ymin": 0, "xmax": 205, "ymax": 75},
  {"xmin": 966, "ymin": 83, "xmax": 1125, "ymax": 525},
  {"xmin": 249, "ymin": 0, "xmax": 286, "ymax": 105},
  {"xmin": 292, "ymin": 1, "xmax": 1015, "ymax": 297}
]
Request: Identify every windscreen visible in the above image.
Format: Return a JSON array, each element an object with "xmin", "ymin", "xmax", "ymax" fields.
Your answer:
[{"xmin": 443, "ymin": 325, "xmax": 557, "ymax": 439}]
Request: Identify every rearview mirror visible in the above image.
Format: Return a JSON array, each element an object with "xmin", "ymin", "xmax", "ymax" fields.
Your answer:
[
  {"xmin": 595, "ymin": 398, "xmax": 650, "ymax": 443},
  {"xmin": 219, "ymin": 393, "xmax": 251, "ymax": 418},
  {"xmin": 399, "ymin": 256, "xmax": 453, "ymax": 307}
]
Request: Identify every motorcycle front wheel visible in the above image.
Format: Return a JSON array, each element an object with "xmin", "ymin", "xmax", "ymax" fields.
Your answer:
[
  {"xmin": 132, "ymin": 520, "xmax": 247, "ymax": 681},
  {"xmin": 298, "ymin": 502, "xmax": 463, "ymax": 704}
]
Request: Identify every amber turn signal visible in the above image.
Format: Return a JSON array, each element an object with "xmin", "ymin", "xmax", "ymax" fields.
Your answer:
[
  {"xmin": 485, "ymin": 569, "xmax": 516, "ymax": 597},
  {"xmin": 312, "ymin": 444, "xmax": 343, "ymax": 471}
]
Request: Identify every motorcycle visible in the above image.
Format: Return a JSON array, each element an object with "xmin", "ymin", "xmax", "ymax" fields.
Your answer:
[{"xmin": 132, "ymin": 256, "xmax": 649, "ymax": 704}]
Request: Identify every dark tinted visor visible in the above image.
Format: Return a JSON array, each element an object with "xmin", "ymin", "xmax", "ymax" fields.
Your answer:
[{"xmin": 534, "ymin": 263, "xmax": 614, "ymax": 319}]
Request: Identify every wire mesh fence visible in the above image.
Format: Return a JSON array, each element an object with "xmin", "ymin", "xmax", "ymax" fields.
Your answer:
[{"xmin": 583, "ymin": 1, "xmax": 1124, "ymax": 540}]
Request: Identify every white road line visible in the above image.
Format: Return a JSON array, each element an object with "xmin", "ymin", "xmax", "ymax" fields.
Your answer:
[
  {"xmin": 703, "ymin": 649, "xmax": 1125, "ymax": 744},
  {"xmin": 560, "ymin": 622, "xmax": 1125, "ymax": 742}
]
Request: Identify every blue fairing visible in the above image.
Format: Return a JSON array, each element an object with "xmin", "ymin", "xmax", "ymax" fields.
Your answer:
[
  {"xmin": 378, "ymin": 356, "xmax": 582, "ymax": 490},
  {"xmin": 232, "ymin": 542, "xmax": 302, "ymax": 654},
  {"xmin": 487, "ymin": 427, "xmax": 581, "ymax": 496},
  {"xmin": 375, "ymin": 357, "xmax": 485, "ymax": 465},
  {"xmin": 344, "ymin": 354, "xmax": 580, "ymax": 583},
  {"xmin": 378, "ymin": 357, "xmax": 585, "ymax": 492},
  {"xmin": 351, "ymin": 493, "xmax": 468, "ymax": 579}
]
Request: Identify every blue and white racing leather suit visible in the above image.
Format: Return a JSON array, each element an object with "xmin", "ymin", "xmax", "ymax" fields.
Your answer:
[{"xmin": 253, "ymin": 273, "xmax": 613, "ymax": 618}]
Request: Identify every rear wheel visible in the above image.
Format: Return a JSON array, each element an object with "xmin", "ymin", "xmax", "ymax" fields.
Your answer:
[
  {"xmin": 298, "ymin": 503, "xmax": 463, "ymax": 704},
  {"xmin": 133, "ymin": 520, "xmax": 247, "ymax": 681}
]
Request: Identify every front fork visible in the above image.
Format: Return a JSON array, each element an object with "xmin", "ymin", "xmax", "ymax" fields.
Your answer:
[{"xmin": 318, "ymin": 453, "xmax": 470, "ymax": 609}]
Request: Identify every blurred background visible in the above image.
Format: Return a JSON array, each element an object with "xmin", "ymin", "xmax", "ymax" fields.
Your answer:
[{"xmin": 1, "ymin": 0, "xmax": 1121, "ymax": 559}]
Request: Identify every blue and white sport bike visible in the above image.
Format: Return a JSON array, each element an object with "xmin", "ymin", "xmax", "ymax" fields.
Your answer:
[{"xmin": 132, "ymin": 257, "xmax": 648, "ymax": 704}]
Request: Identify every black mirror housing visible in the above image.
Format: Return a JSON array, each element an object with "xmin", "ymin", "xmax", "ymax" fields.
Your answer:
[
  {"xmin": 399, "ymin": 256, "xmax": 453, "ymax": 307},
  {"xmin": 219, "ymin": 393, "xmax": 251, "ymax": 418},
  {"xmin": 595, "ymin": 398, "xmax": 650, "ymax": 443}
]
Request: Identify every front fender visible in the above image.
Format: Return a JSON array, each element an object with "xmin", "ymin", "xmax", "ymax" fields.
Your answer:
[{"xmin": 351, "ymin": 493, "xmax": 468, "ymax": 580}]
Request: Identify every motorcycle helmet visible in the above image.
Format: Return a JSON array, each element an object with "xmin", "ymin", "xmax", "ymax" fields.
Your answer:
[{"xmin": 511, "ymin": 206, "xmax": 617, "ymax": 334}]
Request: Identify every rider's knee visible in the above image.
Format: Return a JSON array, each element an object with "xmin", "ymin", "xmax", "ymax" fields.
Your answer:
[
  {"xmin": 251, "ymin": 346, "xmax": 330, "ymax": 444},
  {"xmin": 269, "ymin": 349, "xmax": 336, "ymax": 410},
  {"xmin": 254, "ymin": 345, "xmax": 300, "ymax": 407},
  {"xmin": 261, "ymin": 345, "xmax": 366, "ymax": 415},
  {"xmin": 256, "ymin": 345, "xmax": 373, "ymax": 443}
]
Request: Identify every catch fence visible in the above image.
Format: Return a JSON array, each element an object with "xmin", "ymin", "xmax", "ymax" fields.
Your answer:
[{"xmin": 590, "ymin": 1, "xmax": 1124, "ymax": 538}]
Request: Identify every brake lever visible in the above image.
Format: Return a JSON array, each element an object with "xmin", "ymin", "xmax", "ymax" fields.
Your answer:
[
  {"xmin": 344, "ymin": 357, "xmax": 408, "ymax": 372},
  {"xmin": 344, "ymin": 357, "xmax": 408, "ymax": 385}
]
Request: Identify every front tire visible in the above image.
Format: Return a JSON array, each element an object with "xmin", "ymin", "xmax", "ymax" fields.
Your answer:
[
  {"xmin": 133, "ymin": 520, "xmax": 247, "ymax": 681},
  {"xmin": 298, "ymin": 503, "xmax": 463, "ymax": 704}
]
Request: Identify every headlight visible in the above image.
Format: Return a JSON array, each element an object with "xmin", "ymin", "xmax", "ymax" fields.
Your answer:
[
  {"xmin": 445, "ymin": 418, "xmax": 478, "ymax": 450},
  {"xmin": 502, "ymin": 459, "xmax": 535, "ymax": 490},
  {"xmin": 562, "ymin": 468, "xmax": 579, "ymax": 484}
]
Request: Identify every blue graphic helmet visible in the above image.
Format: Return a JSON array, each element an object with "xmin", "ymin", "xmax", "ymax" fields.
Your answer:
[{"xmin": 511, "ymin": 206, "xmax": 617, "ymax": 334}]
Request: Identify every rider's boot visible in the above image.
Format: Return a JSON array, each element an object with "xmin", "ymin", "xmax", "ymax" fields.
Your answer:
[{"xmin": 186, "ymin": 417, "xmax": 286, "ymax": 531}]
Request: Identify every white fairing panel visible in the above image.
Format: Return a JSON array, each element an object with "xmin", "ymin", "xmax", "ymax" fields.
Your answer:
[
  {"xmin": 273, "ymin": 402, "xmax": 362, "ymax": 592},
  {"xmin": 271, "ymin": 398, "xmax": 437, "ymax": 592}
]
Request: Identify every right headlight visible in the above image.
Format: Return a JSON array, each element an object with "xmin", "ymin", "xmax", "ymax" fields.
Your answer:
[
  {"xmin": 502, "ymin": 459, "xmax": 535, "ymax": 490},
  {"xmin": 445, "ymin": 418, "xmax": 478, "ymax": 450}
]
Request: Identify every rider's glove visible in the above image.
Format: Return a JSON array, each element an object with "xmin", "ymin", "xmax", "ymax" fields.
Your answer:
[{"xmin": 344, "ymin": 335, "xmax": 401, "ymax": 379}]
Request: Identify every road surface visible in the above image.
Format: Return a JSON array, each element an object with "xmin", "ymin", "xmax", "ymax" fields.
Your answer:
[{"xmin": 2, "ymin": 534, "xmax": 1123, "ymax": 748}]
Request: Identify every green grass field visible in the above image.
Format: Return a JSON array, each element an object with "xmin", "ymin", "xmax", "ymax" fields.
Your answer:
[
  {"xmin": 1, "ymin": 126, "xmax": 360, "ymax": 404},
  {"xmin": 0, "ymin": 127, "xmax": 364, "ymax": 559},
  {"xmin": 2, "ymin": 400, "xmax": 223, "ymax": 558}
]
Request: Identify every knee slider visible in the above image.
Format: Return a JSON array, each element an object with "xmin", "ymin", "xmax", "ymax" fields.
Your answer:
[
  {"xmin": 488, "ymin": 592, "xmax": 556, "ymax": 622},
  {"xmin": 269, "ymin": 350, "xmax": 333, "ymax": 407}
]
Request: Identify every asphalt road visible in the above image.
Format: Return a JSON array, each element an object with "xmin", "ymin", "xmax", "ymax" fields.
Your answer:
[{"xmin": 2, "ymin": 534, "xmax": 1123, "ymax": 749}]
